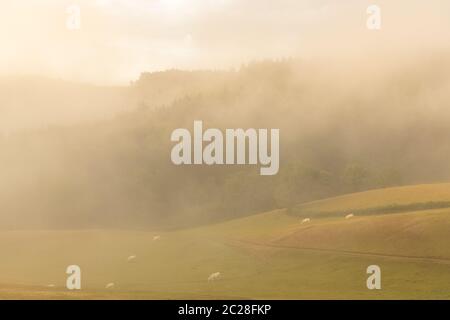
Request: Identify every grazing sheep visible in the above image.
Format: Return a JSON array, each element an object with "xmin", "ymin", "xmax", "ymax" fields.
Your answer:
[
  {"xmin": 345, "ymin": 214, "xmax": 355, "ymax": 219},
  {"xmin": 301, "ymin": 218, "xmax": 311, "ymax": 224},
  {"xmin": 208, "ymin": 272, "xmax": 221, "ymax": 281},
  {"xmin": 127, "ymin": 255, "xmax": 137, "ymax": 262},
  {"xmin": 153, "ymin": 235, "xmax": 161, "ymax": 241},
  {"xmin": 105, "ymin": 283, "xmax": 115, "ymax": 289}
]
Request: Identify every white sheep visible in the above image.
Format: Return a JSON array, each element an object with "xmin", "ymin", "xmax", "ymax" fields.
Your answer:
[
  {"xmin": 153, "ymin": 235, "xmax": 161, "ymax": 241},
  {"xmin": 127, "ymin": 255, "xmax": 137, "ymax": 262},
  {"xmin": 301, "ymin": 218, "xmax": 311, "ymax": 224},
  {"xmin": 207, "ymin": 272, "xmax": 221, "ymax": 281},
  {"xmin": 47, "ymin": 284, "xmax": 56, "ymax": 288},
  {"xmin": 345, "ymin": 213, "xmax": 355, "ymax": 219},
  {"xmin": 105, "ymin": 283, "xmax": 115, "ymax": 289}
]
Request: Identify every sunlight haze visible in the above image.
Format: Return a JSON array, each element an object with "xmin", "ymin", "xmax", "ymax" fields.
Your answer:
[{"xmin": 1, "ymin": 0, "xmax": 449, "ymax": 84}]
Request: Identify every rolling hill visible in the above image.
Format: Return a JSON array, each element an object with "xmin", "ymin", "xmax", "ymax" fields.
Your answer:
[
  {"xmin": 1, "ymin": 183, "xmax": 449, "ymax": 299},
  {"xmin": 289, "ymin": 183, "xmax": 450, "ymax": 218}
]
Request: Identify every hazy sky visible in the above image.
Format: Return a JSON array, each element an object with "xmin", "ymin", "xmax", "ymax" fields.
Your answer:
[{"xmin": 1, "ymin": 0, "xmax": 450, "ymax": 84}]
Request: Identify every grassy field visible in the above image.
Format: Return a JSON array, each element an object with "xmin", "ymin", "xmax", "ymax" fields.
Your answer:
[
  {"xmin": 289, "ymin": 183, "xmax": 450, "ymax": 217},
  {"xmin": 1, "ymin": 183, "xmax": 450, "ymax": 299}
]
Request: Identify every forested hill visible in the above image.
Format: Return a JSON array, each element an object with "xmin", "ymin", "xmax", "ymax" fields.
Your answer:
[{"xmin": 1, "ymin": 57, "xmax": 450, "ymax": 229}]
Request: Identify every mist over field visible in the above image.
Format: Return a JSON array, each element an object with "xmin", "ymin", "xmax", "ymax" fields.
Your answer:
[
  {"xmin": 1, "ymin": 54, "xmax": 450, "ymax": 229},
  {"xmin": 2, "ymin": 0, "xmax": 450, "ymax": 301}
]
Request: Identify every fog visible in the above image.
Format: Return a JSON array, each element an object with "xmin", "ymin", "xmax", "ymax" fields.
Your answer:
[
  {"xmin": 0, "ymin": 1, "xmax": 450, "ymax": 229},
  {"xmin": 1, "ymin": 0, "xmax": 450, "ymax": 84}
]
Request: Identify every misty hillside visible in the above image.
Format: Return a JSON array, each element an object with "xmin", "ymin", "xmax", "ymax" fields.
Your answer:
[
  {"xmin": 1, "ymin": 57, "xmax": 450, "ymax": 229},
  {"xmin": 0, "ymin": 77, "xmax": 135, "ymax": 132},
  {"xmin": 0, "ymin": 72, "xmax": 235, "ymax": 133}
]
